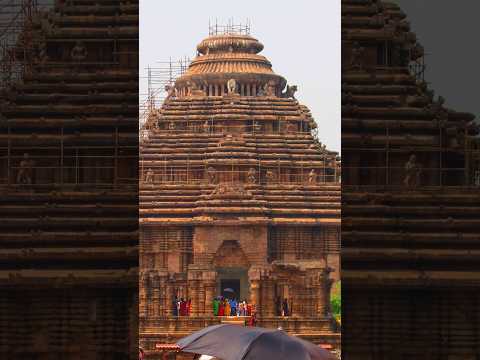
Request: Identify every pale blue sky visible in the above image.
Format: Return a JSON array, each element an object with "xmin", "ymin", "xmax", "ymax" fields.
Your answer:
[{"xmin": 140, "ymin": 0, "xmax": 341, "ymax": 152}]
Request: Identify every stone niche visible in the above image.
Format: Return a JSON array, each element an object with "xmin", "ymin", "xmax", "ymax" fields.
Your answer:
[{"xmin": 193, "ymin": 225, "xmax": 268, "ymax": 267}]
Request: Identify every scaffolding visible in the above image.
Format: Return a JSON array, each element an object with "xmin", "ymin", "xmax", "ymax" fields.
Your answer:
[
  {"xmin": 139, "ymin": 57, "xmax": 190, "ymax": 131},
  {"xmin": 0, "ymin": 0, "xmax": 53, "ymax": 87},
  {"xmin": 208, "ymin": 19, "xmax": 251, "ymax": 36}
]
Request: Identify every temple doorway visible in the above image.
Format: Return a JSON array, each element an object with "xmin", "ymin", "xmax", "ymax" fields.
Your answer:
[
  {"xmin": 216, "ymin": 267, "xmax": 249, "ymax": 301},
  {"xmin": 220, "ymin": 279, "xmax": 240, "ymax": 299}
]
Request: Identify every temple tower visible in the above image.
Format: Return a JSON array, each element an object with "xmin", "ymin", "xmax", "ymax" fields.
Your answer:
[
  {"xmin": 140, "ymin": 28, "xmax": 341, "ymax": 356},
  {"xmin": 342, "ymin": 1, "xmax": 480, "ymax": 358}
]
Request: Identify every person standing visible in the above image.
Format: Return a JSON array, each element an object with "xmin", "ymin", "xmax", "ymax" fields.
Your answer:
[
  {"xmin": 172, "ymin": 296, "xmax": 178, "ymax": 316},
  {"xmin": 213, "ymin": 297, "xmax": 219, "ymax": 316},
  {"xmin": 282, "ymin": 298, "xmax": 289, "ymax": 317},
  {"xmin": 218, "ymin": 299, "xmax": 225, "ymax": 316},
  {"xmin": 225, "ymin": 299, "xmax": 231, "ymax": 317}
]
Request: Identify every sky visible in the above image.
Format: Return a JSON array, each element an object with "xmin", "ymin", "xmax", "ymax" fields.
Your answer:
[
  {"xmin": 140, "ymin": 0, "xmax": 341, "ymax": 152},
  {"xmin": 392, "ymin": 0, "xmax": 479, "ymax": 121}
]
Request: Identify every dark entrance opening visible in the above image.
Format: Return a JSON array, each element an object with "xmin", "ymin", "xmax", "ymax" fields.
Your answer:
[{"xmin": 220, "ymin": 279, "xmax": 240, "ymax": 299}]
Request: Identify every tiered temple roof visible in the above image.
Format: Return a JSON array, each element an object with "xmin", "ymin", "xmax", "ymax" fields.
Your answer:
[
  {"xmin": 342, "ymin": 0, "xmax": 480, "ymax": 358},
  {"xmin": 140, "ymin": 31, "xmax": 341, "ymax": 357}
]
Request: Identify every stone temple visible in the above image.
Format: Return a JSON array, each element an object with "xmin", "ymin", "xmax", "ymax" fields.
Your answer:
[{"xmin": 139, "ymin": 30, "xmax": 341, "ymax": 358}]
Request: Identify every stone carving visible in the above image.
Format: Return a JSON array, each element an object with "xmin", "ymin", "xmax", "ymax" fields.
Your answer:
[
  {"xmin": 227, "ymin": 78, "xmax": 237, "ymax": 95},
  {"xmin": 164, "ymin": 84, "xmax": 177, "ymax": 100},
  {"xmin": 253, "ymin": 121, "xmax": 262, "ymax": 132},
  {"xmin": 247, "ymin": 168, "xmax": 257, "ymax": 184},
  {"xmin": 71, "ymin": 40, "xmax": 87, "ymax": 61},
  {"xmin": 266, "ymin": 170, "xmax": 276, "ymax": 183},
  {"xmin": 281, "ymin": 85, "xmax": 298, "ymax": 99},
  {"xmin": 145, "ymin": 168, "xmax": 154, "ymax": 183},
  {"xmin": 206, "ymin": 166, "xmax": 217, "ymax": 184},
  {"xmin": 168, "ymin": 121, "xmax": 176, "ymax": 131},
  {"xmin": 16, "ymin": 153, "xmax": 35, "ymax": 185},
  {"xmin": 308, "ymin": 169, "xmax": 317, "ymax": 184},
  {"xmin": 403, "ymin": 154, "xmax": 422, "ymax": 188},
  {"xmin": 203, "ymin": 121, "xmax": 211, "ymax": 133},
  {"xmin": 265, "ymin": 81, "xmax": 277, "ymax": 97},
  {"xmin": 286, "ymin": 122, "xmax": 297, "ymax": 133},
  {"xmin": 350, "ymin": 42, "xmax": 364, "ymax": 69}
]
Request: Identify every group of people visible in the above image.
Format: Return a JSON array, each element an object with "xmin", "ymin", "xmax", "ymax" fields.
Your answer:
[
  {"xmin": 213, "ymin": 297, "xmax": 252, "ymax": 317},
  {"xmin": 172, "ymin": 297, "xmax": 191, "ymax": 316}
]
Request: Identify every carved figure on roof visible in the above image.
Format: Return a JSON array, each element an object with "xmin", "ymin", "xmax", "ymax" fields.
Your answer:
[
  {"xmin": 266, "ymin": 170, "xmax": 276, "ymax": 183},
  {"xmin": 403, "ymin": 154, "xmax": 422, "ymax": 188},
  {"xmin": 16, "ymin": 153, "xmax": 35, "ymax": 185},
  {"xmin": 168, "ymin": 122, "xmax": 176, "ymax": 131},
  {"xmin": 265, "ymin": 81, "xmax": 277, "ymax": 97},
  {"xmin": 247, "ymin": 168, "xmax": 257, "ymax": 184},
  {"xmin": 253, "ymin": 121, "xmax": 262, "ymax": 133},
  {"xmin": 203, "ymin": 121, "xmax": 211, "ymax": 133},
  {"xmin": 287, "ymin": 122, "xmax": 297, "ymax": 133},
  {"xmin": 71, "ymin": 41, "xmax": 87, "ymax": 61},
  {"xmin": 308, "ymin": 169, "xmax": 317, "ymax": 184},
  {"xmin": 350, "ymin": 42, "xmax": 364, "ymax": 69},
  {"xmin": 227, "ymin": 78, "xmax": 237, "ymax": 95},
  {"xmin": 281, "ymin": 85, "xmax": 297, "ymax": 99},
  {"xmin": 165, "ymin": 84, "xmax": 177, "ymax": 100},
  {"xmin": 206, "ymin": 166, "xmax": 217, "ymax": 184},
  {"xmin": 145, "ymin": 168, "xmax": 154, "ymax": 183}
]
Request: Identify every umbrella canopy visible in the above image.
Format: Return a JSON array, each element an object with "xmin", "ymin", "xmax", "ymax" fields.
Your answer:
[
  {"xmin": 223, "ymin": 288, "xmax": 235, "ymax": 293},
  {"xmin": 177, "ymin": 324, "xmax": 336, "ymax": 360}
]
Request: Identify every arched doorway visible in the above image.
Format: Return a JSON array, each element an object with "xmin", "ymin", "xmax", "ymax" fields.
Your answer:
[{"xmin": 213, "ymin": 240, "xmax": 250, "ymax": 301}]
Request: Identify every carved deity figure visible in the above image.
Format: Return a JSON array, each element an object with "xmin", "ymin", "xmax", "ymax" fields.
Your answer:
[
  {"xmin": 253, "ymin": 121, "xmax": 262, "ymax": 133},
  {"xmin": 247, "ymin": 168, "xmax": 257, "ymax": 184},
  {"xmin": 206, "ymin": 166, "xmax": 217, "ymax": 184},
  {"xmin": 265, "ymin": 81, "xmax": 277, "ymax": 97},
  {"xmin": 227, "ymin": 78, "xmax": 237, "ymax": 95},
  {"xmin": 281, "ymin": 85, "xmax": 298, "ymax": 99},
  {"xmin": 168, "ymin": 121, "xmax": 176, "ymax": 131},
  {"xmin": 403, "ymin": 154, "xmax": 422, "ymax": 188},
  {"xmin": 145, "ymin": 168, "xmax": 154, "ymax": 183},
  {"xmin": 286, "ymin": 122, "xmax": 297, "ymax": 133},
  {"xmin": 266, "ymin": 170, "xmax": 276, "ymax": 183},
  {"xmin": 474, "ymin": 170, "xmax": 480, "ymax": 187},
  {"xmin": 71, "ymin": 41, "xmax": 87, "ymax": 61},
  {"xmin": 16, "ymin": 153, "xmax": 35, "ymax": 185},
  {"xmin": 203, "ymin": 121, "xmax": 211, "ymax": 133},
  {"xmin": 164, "ymin": 84, "xmax": 177, "ymax": 100},
  {"xmin": 350, "ymin": 42, "xmax": 364, "ymax": 69},
  {"xmin": 308, "ymin": 169, "xmax": 317, "ymax": 184}
]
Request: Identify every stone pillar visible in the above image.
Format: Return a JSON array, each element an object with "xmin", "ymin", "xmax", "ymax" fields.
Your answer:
[
  {"xmin": 240, "ymin": 83, "xmax": 245, "ymax": 96},
  {"xmin": 252, "ymin": 84, "xmax": 257, "ymax": 96},
  {"xmin": 152, "ymin": 274, "xmax": 160, "ymax": 317},
  {"xmin": 203, "ymin": 270, "xmax": 217, "ymax": 316},
  {"xmin": 165, "ymin": 278, "xmax": 173, "ymax": 316},
  {"xmin": 262, "ymin": 277, "xmax": 275, "ymax": 317},
  {"xmin": 246, "ymin": 84, "xmax": 251, "ymax": 96},
  {"xmin": 248, "ymin": 266, "xmax": 262, "ymax": 316},
  {"xmin": 139, "ymin": 273, "xmax": 147, "ymax": 318}
]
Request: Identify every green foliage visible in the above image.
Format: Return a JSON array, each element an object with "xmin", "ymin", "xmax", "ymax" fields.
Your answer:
[{"xmin": 330, "ymin": 281, "xmax": 341, "ymax": 319}]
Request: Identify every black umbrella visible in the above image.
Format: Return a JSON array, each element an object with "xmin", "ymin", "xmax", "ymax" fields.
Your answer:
[{"xmin": 176, "ymin": 324, "xmax": 336, "ymax": 360}]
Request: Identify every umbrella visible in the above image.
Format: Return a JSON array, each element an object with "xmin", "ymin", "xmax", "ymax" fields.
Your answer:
[
  {"xmin": 223, "ymin": 288, "xmax": 235, "ymax": 293},
  {"xmin": 177, "ymin": 324, "xmax": 336, "ymax": 360}
]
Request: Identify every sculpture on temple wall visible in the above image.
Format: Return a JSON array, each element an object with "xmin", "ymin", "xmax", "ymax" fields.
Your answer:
[
  {"xmin": 16, "ymin": 153, "xmax": 35, "ymax": 185},
  {"xmin": 168, "ymin": 121, "xmax": 176, "ymax": 131},
  {"xmin": 308, "ymin": 169, "xmax": 317, "ymax": 184},
  {"xmin": 266, "ymin": 169, "xmax": 276, "ymax": 183},
  {"xmin": 70, "ymin": 40, "xmax": 88, "ymax": 61},
  {"xmin": 227, "ymin": 78, "xmax": 237, "ymax": 95},
  {"xmin": 349, "ymin": 42, "xmax": 364, "ymax": 69},
  {"xmin": 403, "ymin": 154, "xmax": 422, "ymax": 188},
  {"xmin": 286, "ymin": 122, "xmax": 297, "ymax": 133},
  {"xmin": 206, "ymin": 166, "xmax": 217, "ymax": 184},
  {"xmin": 253, "ymin": 121, "xmax": 262, "ymax": 133},
  {"xmin": 203, "ymin": 121, "xmax": 211, "ymax": 133},
  {"xmin": 265, "ymin": 80, "xmax": 277, "ymax": 97},
  {"xmin": 281, "ymin": 85, "xmax": 297, "ymax": 99},
  {"xmin": 164, "ymin": 84, "xmax": 177, "ymax": 101},
  {"xmin": 247, "ymin": 168, "xmax": 257, "ymax": 184},
  {"xmin": 145, "ymin": 168, "xmax": 154, "ymax": 184}
]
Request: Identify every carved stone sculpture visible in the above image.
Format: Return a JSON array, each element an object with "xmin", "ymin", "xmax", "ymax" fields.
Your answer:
[
  {"xmin": 281, "ymin": 85, "xmax": 297, "ymax": 99},
  {"xmin": 247, "ymin": 168, "xmax": 257, "ymax": 184},
  {"xmin": 266, "ymin": 170, "xmax": 276, "ymax": 183},
  {"xmin": 16, "ymin": 153, "xmax": 35, "ymax": 185},
  {"xmin": 403, "ymin": 154, "xmax": 422, "ymax": 188},
  {"xmin": 227, "ymin": 78, "xmax": 237, "ymax": 95},
  {"xmin": 71, "ymin": 41, "xmax": 87, "ymax": 61},
  {"xmin": 308, "ymin": 169, "xmax": 317, "ymax": 184},
  {"xmin": 145, "ymin": 168, "xmax": 154, "ymax": 183},
  {"xmin": 350, "ymin": 42, "xmax": 364, "ymax": 69},
  {"xmin": 206, "ymin": 166, "xmax": 217, "ymax": 184}
]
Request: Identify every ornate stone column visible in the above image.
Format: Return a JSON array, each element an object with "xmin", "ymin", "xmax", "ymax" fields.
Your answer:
[
  {"xmin": 248, "ymin": 266, "xmax": 262, "ymax": 316},
  {"xmin": 139, "ymin": 273, "xmax": 147, "ymax": 318},
  {"xmin": 165, "ymin": 276, "xmax": 174, "ymax": 316},
  {"xmin": 203, "ymin": 270, "xmax": 217, "ymax": 316}
]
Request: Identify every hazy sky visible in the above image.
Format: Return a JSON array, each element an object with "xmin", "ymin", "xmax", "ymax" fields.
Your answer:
[{"xmin": 140, "ymin": 0, "xmax": 341, "ymax": 152}]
